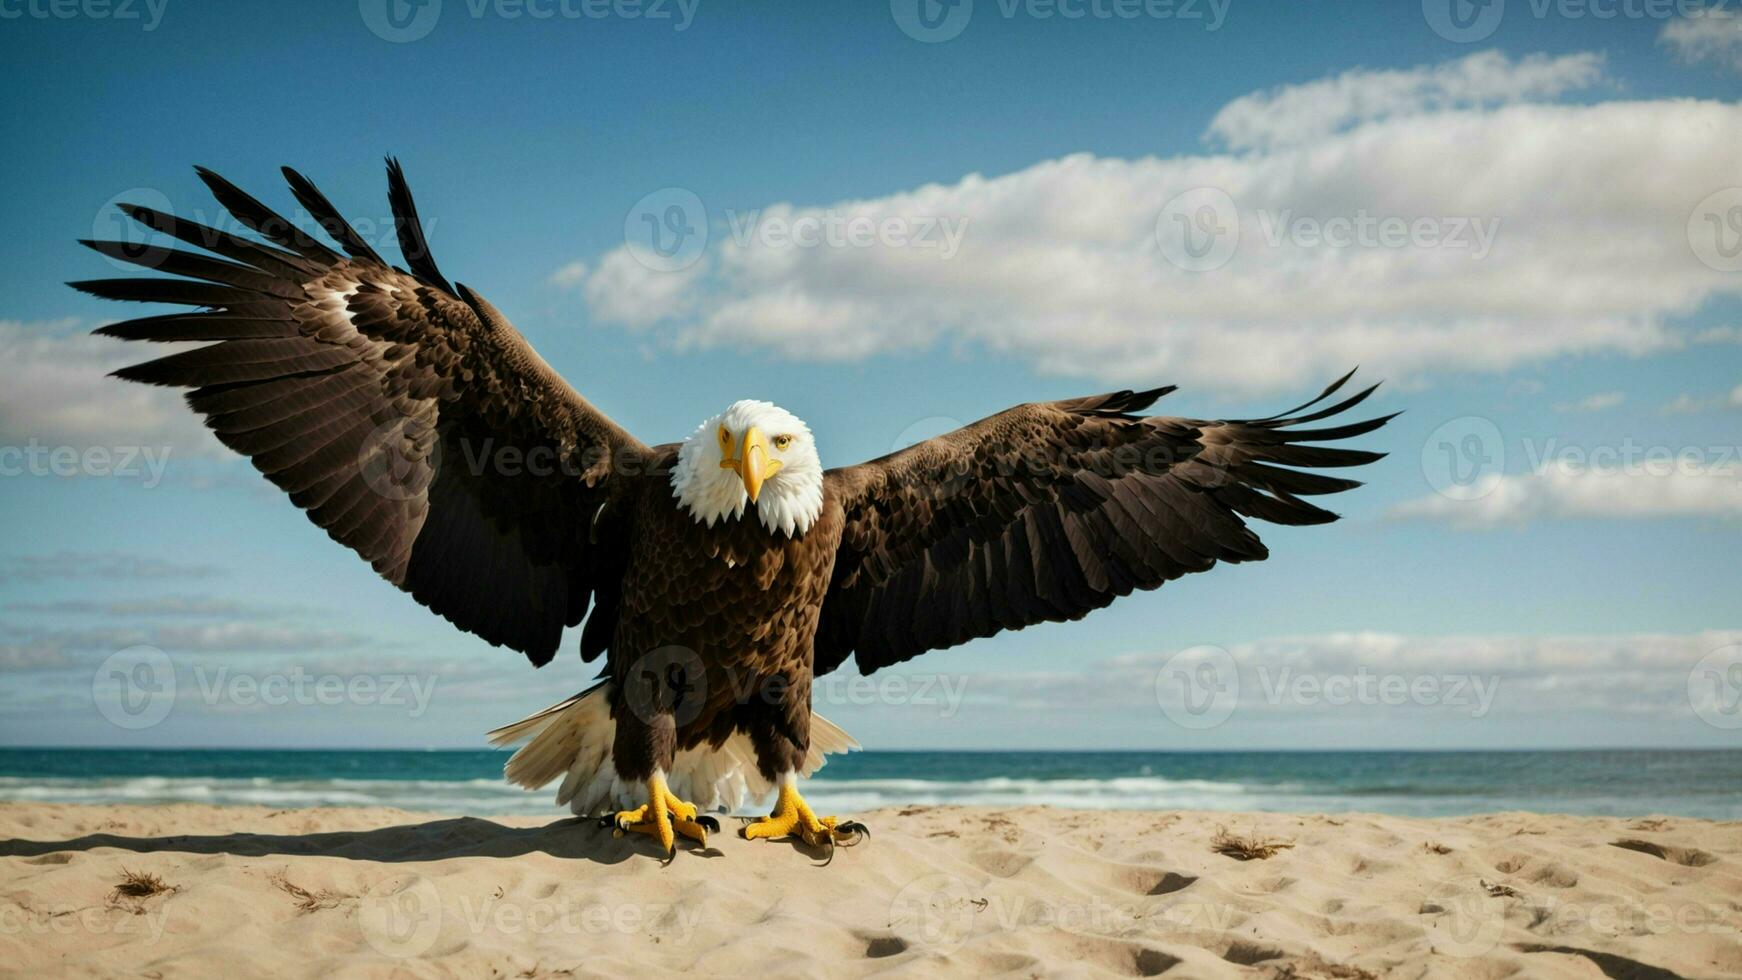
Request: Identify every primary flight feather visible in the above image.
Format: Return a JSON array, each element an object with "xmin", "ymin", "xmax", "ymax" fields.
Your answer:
[{"xmin": 76, "ymin": 161, "xmax": 1395, "ymax": 855}]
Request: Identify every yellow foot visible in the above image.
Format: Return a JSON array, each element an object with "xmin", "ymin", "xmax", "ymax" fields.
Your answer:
[
  {"xmin": 600, "ymin": 774, "xmax": 717, "ymax": 855},
  {"xmin": 741, "ymin": 780, "xmax": 868, "ymax": 850}
]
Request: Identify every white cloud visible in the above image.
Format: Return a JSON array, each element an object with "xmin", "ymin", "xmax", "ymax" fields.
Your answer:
[
  {"xmin": 1658, "ymin": 382, "xmax": 1742, "ymax": 415},
  {"xmin": 580, "ymin": 249, "xmax": 706, "ymax": 328},
  {"xmin": 547, "ymin": 259, "xmax": 589, "ymax": 288},
  {"xmin": 0, "ymin": 621, "xmax": 372, "ymax": 671},
  {"xmin": 143, "ymin": 623, "xmax": 370, "ymax": 653},
  {"xmin": 1389, "ymin": 459, "xmax": 1742, "ymax": 527},
  {"xmin": 1692, "ymin": 325, "xmax": 1742, "ymax": 344},
  {"xmin": 1661, "ymin": 393, "xmax": 1708, "ymax": 415},
  {"xmin": 0, "ymin": 319, "xmax": 219, "ymax": 458},
  {"xmin": 1556, "ymin": 391, "xmax": 1625, "ymax": 413},
  {"xmin": 0, "ymin": 551, "xmax": 221, "ymax": 583},
  {"xmin": 569, "ymin": 53, "xmax": 1742, "ymax": 394},
  {"xmin": 970, "ymin": 629, "xmax": 1742, "ymax": 720},
  {"xmin": 4, "ymin": 596, "xmax": 289, "ymax": 618},
  {"xmin": 1661, "ymin": 9, "xmax": 1742, "ymax": 73},
  {"xmin": 1206, "ymin": 51, "xmax": 1607, "ymax": 152}
]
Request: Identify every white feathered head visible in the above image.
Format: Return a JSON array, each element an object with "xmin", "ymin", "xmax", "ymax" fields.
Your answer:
[{"xmin": 671, "ymin": 400, "xmax": 824, "ymax": 537}]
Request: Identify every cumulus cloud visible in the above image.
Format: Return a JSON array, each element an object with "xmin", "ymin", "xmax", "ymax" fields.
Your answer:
[
  {"xmin": 0, "ymin": 319, "xmax": 219, "ymax": 458},
  {"xmin": 143, "ymin": 623, "xmax": 370, "ymax": 653},
  {"xmin": 0, "ymin": 645, "xmax": 73, "ymax": 671},
  {"xmin": 1206, "ymin": 51, "xmax": 1607, "ymax": 152},
  {"xmin": 0, "ymin": 620, "xmax": 374, "ymax": 671},
  {"xmin": 1661, "ymin": 9, "xmax": 1742, "ymax": 73},
  {"xmin": 1659, "ymin": 382, "xmax": 1742, "ymax": 414},
  {"xmin": 971, "ymin": 629, "xmax": 1741, "ymax": 721},
  {"xmin": 1556, "ymin": 391, "xmax": 1626, "ymax": 413},
  {"xmin": 1692, "ymin": 325, "xmax": 1742, "ymax": 345},
  {"xmin": 1388, "ymin": 459, "xmax": 1742, "ymax": 527},
  {"xmin": 4, "ymin": 596, "xmax": 292, "ymax": 618},
  {"xmin": 581, "ymin": 249, "xmax": 707, "ymax": 328},
  {"xmin": 567, "ymin": 52, "xmax": 1742, "ymax": 394},
  {"xmin": 0, "ymin": 552, "xmax": 222, "ymax": 583},
  {"xmin": 547, "ymin": 259, "xmax": 589, "ymax": 288},
  {"xmin": 1661, "ymin": 393, "xmax": 1707, "ymax": 415}
]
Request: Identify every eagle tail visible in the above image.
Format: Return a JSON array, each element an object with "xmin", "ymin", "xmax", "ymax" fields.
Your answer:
[{"xmin": 487, "ymin": 684, "xmax": 859, "ymax": 816}]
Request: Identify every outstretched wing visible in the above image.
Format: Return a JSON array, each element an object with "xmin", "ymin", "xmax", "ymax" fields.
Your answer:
[
  {"xmin": 72, "ymin": 161, "xmax": 650, "ymax": 666},
  {"xmin": 816, "ymin": 372, "xmax": 1394, "ymax": 674}
]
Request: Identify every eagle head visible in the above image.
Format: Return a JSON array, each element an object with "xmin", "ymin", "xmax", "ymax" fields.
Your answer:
[{"xmin": 672, "ymin": 400, "xmax": 824, "ymax": 537}]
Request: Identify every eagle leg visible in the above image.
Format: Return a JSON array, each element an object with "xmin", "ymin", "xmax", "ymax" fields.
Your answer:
[
  {"xmin": 606, "ymin": 772, "xmax": 712, "ymax": 854},
  {"xmin": 741, "ymin": 775, "xmax": 867, "ymax": 850}
]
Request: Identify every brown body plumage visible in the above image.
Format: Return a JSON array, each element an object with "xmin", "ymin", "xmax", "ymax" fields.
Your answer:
[
  {"xmin": 611, "ymin": 458, "xmax": 844, "ymax": 783},
  {"xmin": 77, "ymin": 162, "xmax": 1394, "ymax": 850}
]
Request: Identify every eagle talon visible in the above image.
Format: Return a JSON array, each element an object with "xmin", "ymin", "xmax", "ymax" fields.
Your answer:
[
  {"xmin": 610, "ymin": 803, "xmax": 650, "ymax": 829},
  {"xmin": 741, "ymin": 781, "xmax": 861, "ymax": 851},
  {"xmin": 610, "ymin": 775, "xmax": 708, "ymax": 854}
]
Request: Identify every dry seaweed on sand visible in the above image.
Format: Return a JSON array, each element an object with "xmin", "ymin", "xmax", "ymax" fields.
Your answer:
[
  {"xmin": 1211, "ymin": 827, "xmax": 1295, "ymax": 861},
  {"xmin": 267, "ymin": 869, "xmax": 349, "ymax": 913},
  {"xmin": 111, "ymin": 868, "xmax": 173, "ymax": 900},
  {"xmin": 108, "ymin": 868, "xmax": 178, "ymax": 913}
]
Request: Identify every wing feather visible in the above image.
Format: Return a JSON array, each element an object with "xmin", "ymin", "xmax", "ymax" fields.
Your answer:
[
  {"xmin": 818, "ymin": 374, "xmax": 1392, "ymax": 674},
  {"xmin": 78, "ymin": 163, "xmax": 651, "ymax": 665},
  {"xmin": 112, "ymin": 202, "xmax": 319, "ymax": 281}
]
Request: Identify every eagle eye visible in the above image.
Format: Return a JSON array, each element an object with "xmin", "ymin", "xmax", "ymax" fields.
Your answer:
[
  {"xmin": 772, "ymin": 434, "xmax": 793, "ymax": 450},
  {"xmin": 718, "ymin": 425, "xmax": 731, "ymax": 446}
]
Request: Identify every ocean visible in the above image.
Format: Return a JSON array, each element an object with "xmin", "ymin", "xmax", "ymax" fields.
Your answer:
[{"xmin": 2, "ymin": 749, "xmax": 1738, "ymax": 820}]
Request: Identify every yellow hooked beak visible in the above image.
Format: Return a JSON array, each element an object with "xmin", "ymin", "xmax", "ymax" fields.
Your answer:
[{"xmin": 720, "ymin": 425, "xmax": 783, "ymax": 503}]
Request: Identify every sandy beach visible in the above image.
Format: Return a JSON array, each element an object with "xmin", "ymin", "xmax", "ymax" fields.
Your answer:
[{"xmin": 0, "ymin": 803, "xmax": 1736, "ymax": 978}]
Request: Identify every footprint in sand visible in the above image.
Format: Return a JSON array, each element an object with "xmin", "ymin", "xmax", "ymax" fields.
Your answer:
[
  {"xmin": 863, "ymin": 935, "xmax": 907, "ymax": 958},
  {"xmin": 1141, "ymin": 871, "xmax": 1200, "ymax": 897},
  {"xmin": 1221, "ymin": 938, "xmax": 1287, "ymax": 966},
  {"xmin": 1528, "ymin": 863, "xmax": 1579, "ymax": 888},
  {"xmin": 968, "ymin": 848, "xmax": 1034, "ymax": 878},
  {"xmin": 1609, "ymin": 838, "xmax": 1717, "ymax": 867}
]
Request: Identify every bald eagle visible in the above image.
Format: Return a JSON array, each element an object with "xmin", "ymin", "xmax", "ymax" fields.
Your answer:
[{"xmin": 76, "ymin": 162, "xmax": 1394, "ymax": 855}]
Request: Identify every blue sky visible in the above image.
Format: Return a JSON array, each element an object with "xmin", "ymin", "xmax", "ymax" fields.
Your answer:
[{"xmin": 1, "ymin": 0, "xmax": 1739, "ymax": 750}]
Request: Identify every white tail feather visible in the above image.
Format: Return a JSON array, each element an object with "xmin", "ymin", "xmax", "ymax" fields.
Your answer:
[{"xmin": 487, "ymin": 682, "xmax": 860, "ymax": 815}]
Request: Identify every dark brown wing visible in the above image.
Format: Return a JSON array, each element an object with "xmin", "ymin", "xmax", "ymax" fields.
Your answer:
[
  {"xmin": 816, "ymin": 373, "xmax": 1394, "ymax": 674},
  {"xmin": 71, "ymin": 161, "xmax": 650, "ymax": 666}
]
